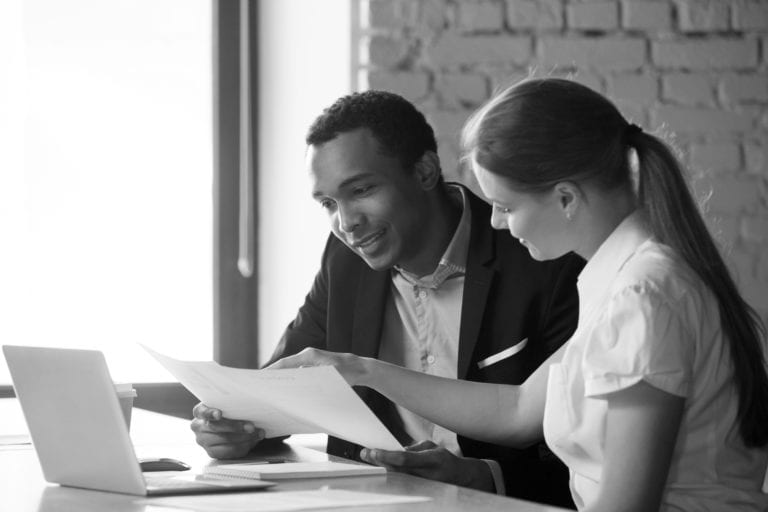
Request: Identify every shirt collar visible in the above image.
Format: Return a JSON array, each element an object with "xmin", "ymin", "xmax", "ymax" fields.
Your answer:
[
  {"xmin": 577, "ymin": 210, "xmax": 652, "ymax": 306},
  {"xmin": 394, "ymin": 185, "xmax": 471, "ymax": 289}
]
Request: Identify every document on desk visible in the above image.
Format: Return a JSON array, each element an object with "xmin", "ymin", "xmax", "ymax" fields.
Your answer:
[
  {"xmin": 143, "ymin": 489, "xmax": 431, "ymax": 512},
  {"xmin": 203, "ymin": 460, "xmax": 386, "ymax": 480},
  {"xmin": 142, "ymin": 346, "xmax": 402, "ymax": 451}
]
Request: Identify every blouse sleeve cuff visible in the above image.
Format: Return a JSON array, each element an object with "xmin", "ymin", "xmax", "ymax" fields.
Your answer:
[{"xmin": 584, "ymin": 372, "xmax": 688, "ymax": 398}]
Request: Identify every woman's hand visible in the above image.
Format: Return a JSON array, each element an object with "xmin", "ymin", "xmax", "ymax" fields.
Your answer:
[{"xmin": 266, "ymin": 348, "xmax": 372, "ymax": 387}]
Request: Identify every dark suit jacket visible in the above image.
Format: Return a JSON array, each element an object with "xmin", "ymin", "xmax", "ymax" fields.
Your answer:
[{"xmin": 267, "ymin": 186, "xmax": 583, "ymax": 508}]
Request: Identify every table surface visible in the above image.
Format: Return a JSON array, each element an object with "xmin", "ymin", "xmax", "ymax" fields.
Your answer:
[{"xmin": 0, "ymin": 398, "xmax": 567, "ymax": 512}]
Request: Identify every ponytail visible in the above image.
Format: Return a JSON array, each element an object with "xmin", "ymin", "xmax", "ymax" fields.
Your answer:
[
  {"xmin": 465, "ymin": 77, "xmax": 768, "ymax": 447},
  {"xmin": 631, "ymin": 130, "xmax": 768, "ymax": 447},
  {"xmin": 462, "ymin": 78, "xmax": 768, "ymax": 447}
]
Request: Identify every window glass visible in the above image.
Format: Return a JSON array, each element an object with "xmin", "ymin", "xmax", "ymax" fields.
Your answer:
[
  {"xmin": 0, "ymin": 0, "xmax": 212, "ymax": 383},
  {"xmin": 257, "ymin": 0, "xmax": 351, "ymax": 362}
]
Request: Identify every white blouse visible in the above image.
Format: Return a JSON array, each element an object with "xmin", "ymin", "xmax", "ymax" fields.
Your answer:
[{"xmin": 543, "ymin": 212, "xmax": 768, "ymax": 511}]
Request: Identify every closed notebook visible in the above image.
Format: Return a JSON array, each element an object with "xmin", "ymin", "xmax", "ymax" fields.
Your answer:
[{"xmin": 203, "ymin": 461, "xmax": 386, "ymax": 480}]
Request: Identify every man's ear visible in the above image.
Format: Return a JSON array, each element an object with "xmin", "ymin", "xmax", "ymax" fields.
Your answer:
[
  {"xmin": 413, "ymin": 151, "xmax": 442, "ymax": 190},
  {"xmin": 553, "ymin": 181, "xmax": 581, "ymax": 221}
]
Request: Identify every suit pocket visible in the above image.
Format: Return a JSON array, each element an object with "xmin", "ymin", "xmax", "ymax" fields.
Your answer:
[{"xmin": 476, "ymin": 338, "xmax": 528, "ymax": 369}]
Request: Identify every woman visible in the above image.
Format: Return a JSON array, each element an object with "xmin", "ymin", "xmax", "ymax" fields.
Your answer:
[{"xmin": 270, "ymin": 78, "xmax": 768, "ymax": 511}]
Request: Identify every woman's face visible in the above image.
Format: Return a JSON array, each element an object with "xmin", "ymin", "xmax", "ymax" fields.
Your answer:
[{"xmin": 473, "ymin": 161, "xmax": 571, "ymax": 261}]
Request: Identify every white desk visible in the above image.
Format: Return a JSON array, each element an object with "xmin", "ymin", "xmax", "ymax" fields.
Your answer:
[{"xmin": 0, "ymin": 399, "xmax": 567, "ymax": 512}]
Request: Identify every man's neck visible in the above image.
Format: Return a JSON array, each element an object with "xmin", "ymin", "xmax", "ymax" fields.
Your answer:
[{"xmin": 398, "ymin": 186, "xmax": 463, "ymax": 278}]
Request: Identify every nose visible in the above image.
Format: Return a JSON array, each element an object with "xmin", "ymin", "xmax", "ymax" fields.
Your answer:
[
  {"xmin": 490, "ymin": 207, "xmax": 507, "ymax": 230},
  {"xmin": 337, "ymin": 202, "xmax": 362, "ymax": 234}
]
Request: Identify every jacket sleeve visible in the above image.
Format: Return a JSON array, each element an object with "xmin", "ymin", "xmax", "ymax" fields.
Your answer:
[{"xmin": 263, "ymin": 235, "xmax": 334, "ymax": 367}]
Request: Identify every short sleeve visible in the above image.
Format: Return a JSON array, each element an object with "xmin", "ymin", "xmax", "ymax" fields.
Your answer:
[{"xmin": 582, "ymin": 285, "xmax": 694, "ymax": 398}]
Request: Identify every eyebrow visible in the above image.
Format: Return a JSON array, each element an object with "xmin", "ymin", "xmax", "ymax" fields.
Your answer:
[{"xmin": 312, "ymin": 173, "xmax": 377, "ymax": 198}]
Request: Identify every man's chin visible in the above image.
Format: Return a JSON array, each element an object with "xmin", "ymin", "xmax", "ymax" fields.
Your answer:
[{"xmin": 359, "ymin": 252, "xmax": 396, "ymax": 271}]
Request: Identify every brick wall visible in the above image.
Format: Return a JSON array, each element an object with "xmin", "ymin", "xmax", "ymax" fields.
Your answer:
[{"xmin": 353, "ymin": 0, "xmax": 768, "ymax": 323}]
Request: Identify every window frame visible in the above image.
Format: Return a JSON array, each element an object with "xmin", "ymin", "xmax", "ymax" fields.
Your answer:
[{"xmin": 213, "ymin": 0, "xmax": 261, "ymax": 370}]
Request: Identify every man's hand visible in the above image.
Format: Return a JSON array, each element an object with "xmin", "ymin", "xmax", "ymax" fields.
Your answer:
[
  {"xmin": 360, "ymin": 440, "xmax": 495, "ymax": 492},
  {"xmin": 190, "ymin": 403, "xmax": 265, "ymax": 459}
]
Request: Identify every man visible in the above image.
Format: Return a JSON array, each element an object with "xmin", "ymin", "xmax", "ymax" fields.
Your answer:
[{"xmin": 191, "ymin": 91, "xmax": 583, "ymax": 508}]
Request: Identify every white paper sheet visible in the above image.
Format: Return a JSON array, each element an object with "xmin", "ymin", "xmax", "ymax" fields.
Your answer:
[
  {"xmin": 142, "ymin": 346, "xmax": 402, "ymax": 451},
  {"xmin": 143, "ymin": 488, "xmax": 431, "ymax": 512}
]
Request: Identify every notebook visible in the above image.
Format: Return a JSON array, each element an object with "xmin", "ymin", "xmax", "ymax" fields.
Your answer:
[
  {"xmin": 2, "ymin": 345, "xmax": 276, "ymax": 496},
  {"xmin": 204, "ymin": 461, "xmax": 386, "ymax": 480}
]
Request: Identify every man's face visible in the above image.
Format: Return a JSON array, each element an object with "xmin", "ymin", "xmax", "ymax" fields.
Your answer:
[{"xmin": 307, "ymin": 128, "xmax": 430, "ymax": 272}]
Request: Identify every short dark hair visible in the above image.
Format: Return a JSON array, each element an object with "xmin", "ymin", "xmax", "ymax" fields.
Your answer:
[{"xmin": 306, "ymin": 90, "xmax": 437, "ymax": 170}]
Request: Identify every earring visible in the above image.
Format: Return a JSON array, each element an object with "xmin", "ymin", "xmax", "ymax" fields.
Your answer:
[{"xmin": 566, "ymin": 211, "xmax": 573, "ymax": 221}]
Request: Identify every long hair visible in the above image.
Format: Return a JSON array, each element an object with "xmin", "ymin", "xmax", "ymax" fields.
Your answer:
[{"xmin": 463, "ymin": 78, "xmax": 768, "ymax": 447}]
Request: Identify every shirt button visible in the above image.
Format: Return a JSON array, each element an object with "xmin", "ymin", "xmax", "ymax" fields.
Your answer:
[
  {"xmin": 427, "ymin": 355, "xmax": 436, "ymax": 364},
  {"xmin": 419, "ymin": 290, "xmax": 427, "ymax": 299}
]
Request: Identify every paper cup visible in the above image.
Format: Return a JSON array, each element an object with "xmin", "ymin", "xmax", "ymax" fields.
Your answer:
[{"xmin": 114, "ymin": 383, "xmax": 137, "ymax": 429}]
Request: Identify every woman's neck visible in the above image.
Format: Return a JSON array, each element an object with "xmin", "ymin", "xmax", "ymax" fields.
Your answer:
[{"xmin": 573, "ymin": 190, "xmax": 637, "ymax": 261}]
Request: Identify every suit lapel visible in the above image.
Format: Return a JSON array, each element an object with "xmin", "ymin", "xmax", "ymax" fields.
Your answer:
[
  {"xmin": 351, "ymin": 267, "xmax": 389, "ymax": 358},
  {"xmin": 349, "ymin": 267, "xmax": 412, "ymax": 444},
  {"xmin": 458, "ymin": 192, "xmax": 495, "ymax": 379}
]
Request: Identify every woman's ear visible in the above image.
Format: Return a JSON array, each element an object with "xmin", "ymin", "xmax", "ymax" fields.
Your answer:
[
  {"xmin": 554, "ymin": 181, "xmax": 581, "ymax": 221},
  {"xmin": 413, "ymin": 151, "xmax": 442, "ymax": 190}
]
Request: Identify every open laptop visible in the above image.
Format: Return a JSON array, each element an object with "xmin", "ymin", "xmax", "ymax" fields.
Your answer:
[{"xmin": 2, "ymin": 345, "xmax": 275, "ymax": 496}]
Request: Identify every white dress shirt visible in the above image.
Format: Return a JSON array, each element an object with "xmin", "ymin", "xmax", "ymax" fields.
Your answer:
[
  {"xmin": 543, "ymin": 212, "xmax": 768, "ymax": 510},
  {"xmin": 376, "ymin": 186, "xmax": 506, "ymax": 493},
  {"xmin": 378, "ymin": 185, "xmax": 470, "ymax": 455}
]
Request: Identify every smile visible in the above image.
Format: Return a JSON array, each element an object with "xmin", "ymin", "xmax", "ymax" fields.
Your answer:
[{"xmin": 352, "ymin": 230, "xmax": 385, "ymax": 249}]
